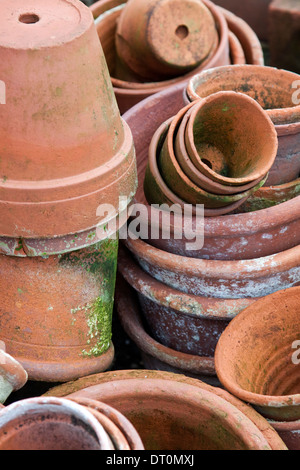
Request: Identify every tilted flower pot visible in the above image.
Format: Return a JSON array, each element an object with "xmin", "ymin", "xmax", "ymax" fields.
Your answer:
[
  {"xmin": 43, "ymin": 369, "xmax": 287, "ymax": 450},
  {"xmin": 0, "ymin": 0, "xmax": 137, "ymax": 239},
  {"xmin": 185, "ymin": 65, "xmax": 300, "ymax": 186},
  {"xmin": 118, "ymin": 245, "xmax": 257, "ymax": 357},
  {"xmin": 0, "ymin": 397, "xmax": 115, "ymax": 450},
  {"xmin": 123, "ymin": 81, "xmax": 300, "ymax": 260},
  {"xmin": 92, "ymin": 0, "xmax": 263, "ymax": 113},
  {"xmin": 0, "ymin": 341, "xmax": 28, "ymax": 405},
  {"xmin": 115, "ymin": 0, "xmax": 218, "ymax": 81},
  {"xmin": 0, "ymin": 239, "xmax": 118, "ymax": 382},
  {"xmin": 215, "ymin": 286, "xmax": 300, "ymax": 421}
]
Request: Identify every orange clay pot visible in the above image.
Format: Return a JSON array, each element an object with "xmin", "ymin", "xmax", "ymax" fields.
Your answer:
[
  {"xmin": 215, "ymin": 287, "xmax": 300, "ymax": 422},
  {"xmin": 43, "ymin": 369, "xmax": 288, "ymax": 450},
  {"xmin": 0, "ymin": 341, "xmax": 28, "ymax": 404},
  {"xmin": 143, "ymin": 116, "xmax": 251, "ymax": 217},
  {"xmin": 0, "ymin": 397, "xmax": 115, "ymax": 450},
  {"xmin": 185, "ymin": 65, "xmax": 300, "ymax": 186},
  {"xmin": 123, "ymin": 236, "xmax": 300, "ymax": 299},
  {"xmin": 0, "ymin": 0, "xmax": 137, "ymax": 239},
  {"xmin": 115, "ymin": 0, "xmax": 217, "ymax": 81},
  {"xmin": 123, "ymin": 81, "xmax": 300, "ymax": 260},
  {"xmin": 0, "ymin": 238, "xmax": 118, "ymax": 382},
  {"xmin": 184, "ymin": 91, "xmax": 278, "ymax": 187}
]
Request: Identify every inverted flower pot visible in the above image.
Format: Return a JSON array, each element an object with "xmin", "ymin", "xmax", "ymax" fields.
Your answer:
[
  {"xmin": 0, "ymin": 397, "xmax": 115, "ymax": 450},
  {"xmin": 124, "ymin": 236, "xmax": 300, "ymax": 299},
  {"xmin": 43, "ymin": 369, "xmax": 287, "ymax": 450},
  {"xmin": 184, "ymin": 91, "xmax": 278, "ymax": 187},
  {"xmin": 0, "ymin": 0, "xmax": 137, "ymax": 239},
  {"xmin": 185, "ymin": 65, "xmax": 300, "ymax": 186},
  {"xmin": 0, "ymin": 341, "xmax": 28, "ymax": 404},
  {"xmin": 93, "ymin": 0, "xmax": 265, "ymax": 113},
  {"xmin": 123, "ymin": 81, "xmax": 300, "ymax": 260},
  {"xmin": 144, "ymin": 116, "xmax": 252, "ymax": 217},
  {"xmin": 115, "ymin": 0, "xmax": 217, "ymax": 81},
  {"xmin": 118, "ymin": 245, "xmax": 258, "ymax": 357},
  {"xmin": 215, "ymin": 286, "xmax": 300, "ymax": 421},
  {"xmin": 0, "ymin": 238, "xmax": 118, "ymax": 382}
]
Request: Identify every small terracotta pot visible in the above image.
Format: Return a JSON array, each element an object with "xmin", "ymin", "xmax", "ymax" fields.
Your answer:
[
  {"xmin": 144, "ymin": 116, "xmax": 252, "ymax": 217},
  {"xmin": 184, "ymin": 91, "xmax": 278, "ymax": 186},
  {"xmin": 228, "ymin": 31, "xmax": 245, "ymax": 64},
  {"xmin": 66, "ymin": 397, "xmax": 144, "ymax": 450},
  {"xmin": 215, "ymin": 287, "xmax": 300, "ymax": 422},
  {"xmin": 123, "ymin": 236, "xmax": 300, "ymax": 299},
  {"xmin": 174, "ymin": 102, "xmax": 266, "ymax": 195},
  {"xmin": 115, "ymin": 0, "xmax": 218, "ymax": 81},
  {"xmin": 0, "ymin": 397, "xmax": 114, "ymax": 450},
  {"xmin": 0, "ymin": 342, "xmax": 28, "ymax": 404},
  {"xmin": 43, "ymin": 369, "xmax": 287, "ymax": 450},
  {"xmin": 0, "ymin": 238, "xmax": 118, "ymax": 382},
  {"xmin": 123, "ymin": 81, "xmax": 300, "ymax": 260},
  {"xmin": 185, "ymin": 65, "xmax": 300, "ymax": 186},
  {"xmin": 0, "ymin": 0, "xmax": 137, "ymax": 239},
  {"xmin": 118, "ymin": 245, "xmax": 258, "ymax": 357}
]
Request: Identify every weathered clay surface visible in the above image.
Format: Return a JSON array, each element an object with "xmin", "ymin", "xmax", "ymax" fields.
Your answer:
[{"xmin": 215, "ymin": 286, "xmax": 300, "ymax": 421}]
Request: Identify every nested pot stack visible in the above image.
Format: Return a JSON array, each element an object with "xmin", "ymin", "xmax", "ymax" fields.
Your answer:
[
  {"xmin": 90, "ymin": 0, "xmax": 264, "ymax": 113},
  {"xmin": 119, "ymin": 76, "xmax": 300, "ymax": 381},
  {"xmin": 0, "ymin": 0, "xmax": 137, "ymax": 382}
]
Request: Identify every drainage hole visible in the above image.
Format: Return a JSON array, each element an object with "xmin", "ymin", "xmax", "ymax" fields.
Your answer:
[
  {"xmin": 175, "ymin": 25, "xmax": 189, "ymax": 40},
  {"xmin": 202, "ymin": 159, "xmax": 213, "ymax": 169},
  {"xmin": 19, "ymin": 13, "xmax": 40, "ymax": 24}
]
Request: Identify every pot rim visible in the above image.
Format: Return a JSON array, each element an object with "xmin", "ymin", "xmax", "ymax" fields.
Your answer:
[{"xmin": 214, "ymin": 287, "xmax": 300, "ymax": 415}]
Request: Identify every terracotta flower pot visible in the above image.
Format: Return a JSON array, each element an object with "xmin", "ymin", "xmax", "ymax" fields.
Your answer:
[
  {"xmin": 144, "ymin": 116, "xmax": 253, "ymax": 217},
  {"xmin": 0, "ymin": 341, "xmax": 28, "ymax": 404},
  {"xmin": 43, "ymin": 369, "xmax": 287, "ymax": 450},
  {"xmin": 215, "ymin": 286, "xmax": 300, "ymax": 421},
  {"xmin": 269, "ymin": 420, "xmax": 300, "ymax": 451},
  {"xmin": 0, "ymin": 238, "xmax": 118, "ymax": 382},
  {"xmin": 118, "ymin": 245, "xmax": 258, "ymax": 357},
  {"xmin": 185, "ymin": 65, "xmax": 300, "ymax": 186},
  {"xmin": 65, "ymin": 397, "xmax": 144, "ymax": 450},
  {"xmin": 123, "ymin": 81, "xmax": 300, "ymax": 260},
  {"xmin": 184, "ymin": 91, "xmax": 278, "ymax": 187},
  {"xmin": 123, "ymin": 236, "xmax": 300, "ymax": 299},
  {"xmin": 0, "ymin": 397, "xmax": 115, "ymax": 450},
  {"xmin": 0, "ymin": 0, "xmax": 137, "ymax": 239},
  {"xmin": 228, "ymin": 31, "xmax": 246, "ymax": 64}
]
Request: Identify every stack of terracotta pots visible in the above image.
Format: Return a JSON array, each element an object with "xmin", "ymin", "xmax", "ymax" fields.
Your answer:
[
  {"xmin": 90, "ymin": 0, "xmax": 264, "ymax": 113},
  {"xmin": 115, "ymin": 71, "xmax": 300, "ymax": 385},
  {"xmin": 215, "ymin": 287, "xmax": 300, "ymax": 450},
  {"xmin": 0, "ymin": 396, "xmax": 144, "ymax": 450},
  {"xmin": 0, "ymin": 0, "xmax": 137, "ymax": 383}
]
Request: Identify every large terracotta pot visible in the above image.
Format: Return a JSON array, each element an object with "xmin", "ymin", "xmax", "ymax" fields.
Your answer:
[
  {"xmin": 123, "ymin": 81, "xmax": 300, "ymax": 260},
  {"xmin": 215, "ymin": 287, "xmax": 300, "ymax": 422},
  {"xmin": 43, "ymin": 369, "xmax": 287, "ymax": 450},
  {"xmin": 0, "ymin": 238, "xmax": 118, "ymax": 382},
  {"xmin": 118, "ymin": 245, "xmax": 257, "ymax": 357},
  {"xmin": 185, "ymin": 65, "xmax": 300, "ymax": 186},
  {"xmin": 115, "ymin": 0, "xmax": 218, "ymax": 81},
  {"xmin": 0, "ymin": 397, "xmax": 114, "ymax": 450},
  {"xmin": 0, "ymin": 0, "xmax": 137, "ymax": 239},
  {"xmin": 0, "ymin": 342, "xmax": 28, "ymax": 404},
  {"xmin": 124, "ymin": 236, "xmax": 300, "ymax": 299},
  {"xmin": 92, "ymin": 0, "xmax": 263, "ymax": 113}
]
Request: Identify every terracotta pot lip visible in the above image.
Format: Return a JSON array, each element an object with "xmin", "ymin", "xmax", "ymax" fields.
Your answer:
[
  {"xmin": 115, "ymin": 276, "xmax": 216, "ymax": 375},
  {"xmin": 214, "ymin": 287, "xmax": 300, "ymax": 413},
  {"xmin": 164, "ymin": 97, "xmax": 268, "ymax": 200},
  {"xmin": 0, "ymin": 396, "xmax": 110, "ymax": 447},
  {"xmin": 146, "ymin": 114, "xmax": 251, "ymax": 216},
  {"xmin": 0, "ymin": 349, "xmax": 28, "ymax": 392},
  {"xmin": 187, "ymin": 64, "xmax": 300, "ymax": 124},
  {"xmin": 124, "ymin": 236, "xmax": 300, "ymax": 280},
  {"xmin": 270, "ymin": 420, "xmax": 300, "ymax": 430},
  {"xmin": 257, "ymin": 177, "xmax": 300, "ymax": 193},
  {"xmin": 0, "ymin": 0, "xmax": 94, "ymax": 51},
  {"xmin": 118, "ymin": 244, "xmax": 258, "ymax": 320},
  {"xmin": 228, "ymin": 31, "xmax": 245, "ymax": 65},
  {"xmin": 185, "ymin": 90, "xmax": 278, "ymax": 186},
  {"xmin": 102, "ymin": 0, "xmax": 229, "ymax": 92}
]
